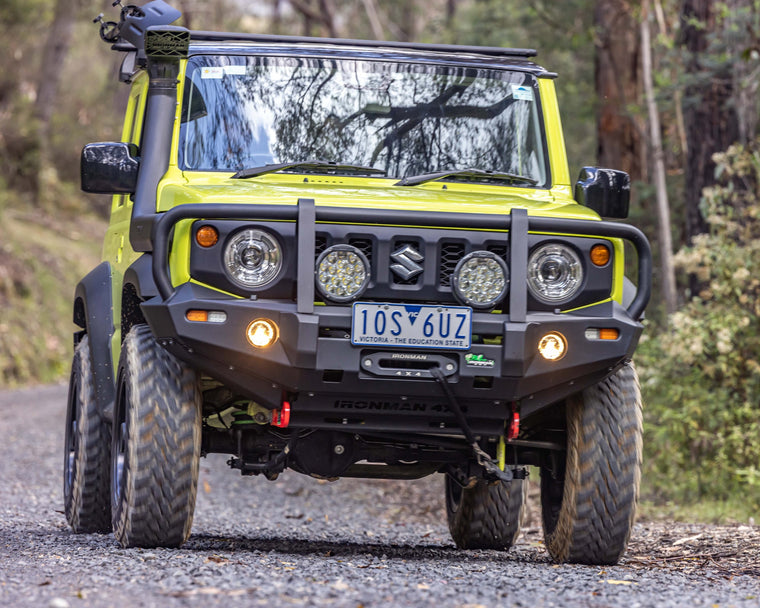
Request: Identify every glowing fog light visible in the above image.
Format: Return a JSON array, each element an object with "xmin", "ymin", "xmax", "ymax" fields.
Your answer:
[
  {"xmin": 452, "ymin": 251, "xmax": 509, "ymax": 309},
  {"xmin": 315, "ymin": 245, "xmax": 370, "ymax": 302},
  {"xmin": 246, "ymin": 319, "xmax": 279, "ymax": 348},
  {"xmin": 538, "ymin": 332, "xmax": 567, "ymax": 361}
]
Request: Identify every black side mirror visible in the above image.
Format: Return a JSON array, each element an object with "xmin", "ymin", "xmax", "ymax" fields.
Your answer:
[
  {"xmin": 81, "ymin": 142, "xmax": 140, "ymax": 194},
  {"xmin": 574, "ymin": 167, "xmax": 630, "ymax": 219}
]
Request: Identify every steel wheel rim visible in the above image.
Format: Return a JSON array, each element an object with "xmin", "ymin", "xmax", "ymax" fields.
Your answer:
[
  {"xmin": 112, "ymin": 379, "xmax": 127, "ymax": 506},
  {"xmin": 65, "ymin": 418, "xmax": 77, "ymax": 496},
  {"xmin": 64, "ymin": 383, "xmax": 78, "ymax": 499},
  {"xmin": 446, "ymin": 477, "xmax": 463, "ymax": 514}
]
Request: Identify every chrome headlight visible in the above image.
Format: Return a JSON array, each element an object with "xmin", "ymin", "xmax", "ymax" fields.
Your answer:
[
  {"xmin": 223, "ymin": 228, "xmax": 282, "ymax": 288},
  {"xmin": 315, "ymin": 245, "xmax": 370, "ymax": 302},
  {"xmin": 452, "ymin": 251, "xmax": 509, "ymax": 309},
  {"xmin": 527, "ymin": 243, "xmax": 583, "ymax": 304}
]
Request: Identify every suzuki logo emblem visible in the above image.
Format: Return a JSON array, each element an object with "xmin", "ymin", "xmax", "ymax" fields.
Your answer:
[{"xmin": 390, "ymin": 244, "xmax": 424, "ymax": 280}]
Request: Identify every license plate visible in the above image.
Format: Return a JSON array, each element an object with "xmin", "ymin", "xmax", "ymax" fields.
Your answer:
[{"xmin": 351, "ymin": 303, "xmax": 472, "ymax": 350}]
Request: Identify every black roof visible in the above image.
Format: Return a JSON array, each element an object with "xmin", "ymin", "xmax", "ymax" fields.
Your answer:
[{"xmin": 186, "ymin": 31, "xmax": 552, "ymax": 77}]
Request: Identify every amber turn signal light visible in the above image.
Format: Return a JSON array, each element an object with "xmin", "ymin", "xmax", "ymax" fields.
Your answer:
[
  {"xmin": 186, "ymin": 309, "xmax": 208, "ymax": 322},
  {"xmin": 590, "ymin": 244, "xmax": 610, "ymax": 267},
  {"xmin": 196, "ymin": 225, "xmax": 219, "ymax": 248},
  {"xmin": 585, "ymin": 328, "xmax": 620, "ymax": 341},
  {"xmin": 186, "ymin": 309, "xmax": 227, "ymax": 323}
]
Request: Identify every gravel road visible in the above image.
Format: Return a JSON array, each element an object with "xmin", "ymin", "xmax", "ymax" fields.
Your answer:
[{"xmin": 1, "ymin": 383, "xmax": 758, "ymax": 608}]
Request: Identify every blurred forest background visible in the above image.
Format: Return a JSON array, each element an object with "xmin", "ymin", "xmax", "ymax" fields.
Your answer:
[{"xmin": 1, "ymin": 0, "xmax": 759, "ymax": 519}]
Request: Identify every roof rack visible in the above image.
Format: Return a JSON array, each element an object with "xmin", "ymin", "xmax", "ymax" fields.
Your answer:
[{"xmin": 189, "ymin": 30, "xmax": 536, "ymax": 59}]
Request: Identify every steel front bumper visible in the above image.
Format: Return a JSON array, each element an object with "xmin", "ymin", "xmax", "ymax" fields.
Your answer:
[{"xmin": 141, "ymin": 283, "xmax": 643, "ymax": 433}]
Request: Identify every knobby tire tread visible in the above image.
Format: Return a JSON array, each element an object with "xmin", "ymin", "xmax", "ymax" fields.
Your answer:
[
  {"xmin": 112, "ymin": 325, "xmax": 201, "ymax": 548},
  {"xmin": 542, "ymin": 362, "xmax": 643, "ymax": 565},
  {"xmin": 446, "ymin": 477, "xmax": 527, "ymax": 550},
  {"xmin": 64, "ymin": 336, "xmax": 112, "ymax": 533}
]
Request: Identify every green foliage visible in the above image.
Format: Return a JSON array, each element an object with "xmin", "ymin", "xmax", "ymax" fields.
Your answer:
[
  {"xmin": 0, "ymin": 202, "xmax": 105, "ymax": 386},
  {"xmin": 448, "ymin": 0, "xmax": 596, "ymax": 173},
  {"xmin": 639, "ymin": 139, "xmax": 760, "ymax": 512},
  {"xmin": 0, "ymin": 0, "xmax": 50, "ymax": 27}
]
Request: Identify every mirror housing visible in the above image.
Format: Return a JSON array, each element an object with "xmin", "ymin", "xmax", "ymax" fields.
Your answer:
[
  {"xmin": 574, "ymin": 166, "xmax": 630, "ymax": 219},
  {"xmin": 81, "ymin": 142, "xmax": 140, "ymax": 194}
]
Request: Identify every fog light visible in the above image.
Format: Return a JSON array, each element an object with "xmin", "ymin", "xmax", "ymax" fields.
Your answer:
[
  {"xmin": 246, "ymin": 318, "xmax": 279, "ymax": 348},
  {"xmin": 538, "ymin": 332, "xmax": 566, "ymax": 361}
]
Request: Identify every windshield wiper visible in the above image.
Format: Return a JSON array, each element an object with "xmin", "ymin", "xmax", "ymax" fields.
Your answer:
[
  {"xmin": 232, "ymin": 160, "xmax": 386, "ymax": 179},
  {"xmin": 395, "ymin": 169, "xmax": 537, "ymax": 187}
]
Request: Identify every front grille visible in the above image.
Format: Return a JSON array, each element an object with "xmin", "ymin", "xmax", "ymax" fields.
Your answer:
[
  {"xmin": 310, "ymin": 225, "xmax": 511, "ymax": 308},
  {"xmin": 315, "ymin": 234, "xmax": 328, "ymax": 257},
  {"xmin": 349, "ymin": 237, "xmax": 373, "ymax": 265},
  {"xmin": 439, "ymin": 242, "xmax": 465, "ymax": 287},
  {"xmin": 487, "ymin": 243, "xmax": 508, "ymax": 261}
]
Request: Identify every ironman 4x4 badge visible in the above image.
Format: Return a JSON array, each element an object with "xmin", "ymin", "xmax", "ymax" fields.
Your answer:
[{"xmin": 464, "ymin": 353, "xmax": 496, "ymax": 368}]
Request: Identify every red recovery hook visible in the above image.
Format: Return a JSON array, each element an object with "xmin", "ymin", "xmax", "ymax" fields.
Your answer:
[
  {"xmin": 507, "ymin": 404, "xmax": 520, "ymax": 440},
  {"xmin": 271, "ymin": 400, "xmax": 291, "ymax": 428}
]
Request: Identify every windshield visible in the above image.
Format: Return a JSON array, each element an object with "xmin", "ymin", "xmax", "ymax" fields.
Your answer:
[{"xmin": 179, "ymin": 54, "xmax": 548, "ymax": 185}]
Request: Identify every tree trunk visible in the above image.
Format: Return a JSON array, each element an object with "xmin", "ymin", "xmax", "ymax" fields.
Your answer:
[
  {"xmin": 361, "ymin": 0, "xmax": 385, "ymax": 40},
  {"xmin": 680, "ymin": 0, "xmax": 739, "ymax": 242},
  {"xmin": 594, "ymin": 0, "xmax": 644, "ymax": 180},
  {"xmin": 641, "ymin": 0, "xmax": 677, "ymax": 314},
  {"xmin": 34, "ymin": 0, "xmax": 81, "ymax": 200},
  {"xmin": 291, "ymin": 0, "xmax": 336, "ymax": 37}
]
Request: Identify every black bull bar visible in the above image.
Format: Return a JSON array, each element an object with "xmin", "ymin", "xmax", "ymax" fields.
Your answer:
[{"xmin": 150, "ymin": 199, "xmax": 652, "ymax": 320}]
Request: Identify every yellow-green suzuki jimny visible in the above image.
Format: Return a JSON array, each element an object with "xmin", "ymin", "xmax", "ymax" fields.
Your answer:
[{"xmin": 64, "ymin": 0, "xmax": 651, "ymax": 565}]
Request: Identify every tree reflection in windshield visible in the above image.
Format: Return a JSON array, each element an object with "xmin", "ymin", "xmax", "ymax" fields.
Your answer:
[{"xmin": 179, "ymin": 55, "xmax": 547, "ymax": 185}]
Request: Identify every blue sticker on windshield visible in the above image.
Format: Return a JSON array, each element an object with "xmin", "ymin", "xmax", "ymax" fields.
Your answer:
[{"xmin": 511, "ymin": 84, "xmax": 534, "ymax": 101}]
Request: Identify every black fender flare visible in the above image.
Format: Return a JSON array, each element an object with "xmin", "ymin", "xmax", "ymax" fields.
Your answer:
[
  {"xmin": 73, "ymin": 262, "xmax": 116, "ymax": 421},
  {"xmin": 122, "ymin": 254, "xmax": 158, "ymax": 301}
]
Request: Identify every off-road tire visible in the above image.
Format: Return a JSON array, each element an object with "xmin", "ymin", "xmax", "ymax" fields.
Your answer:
[
  {"xmin": 540, "ymin": 362, "xmax": 642, "ymax": 565},
  {"xmin": 63, "ymin": 335, "xmax": 112, "ymax": 533},
  {"xmin": 445, "ymin": 475, "xmax": 528, "ymax": 550},
  {"xmin": 111, "ymin": 324, "xmax": 201, "ymax": 548}
]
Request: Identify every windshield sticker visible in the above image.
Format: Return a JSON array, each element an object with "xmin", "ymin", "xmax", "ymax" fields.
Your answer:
[
  {"xmin": 511, "ymin": 84, "xmax": 534, "ymax": 102},
  {"xmin": 224, "ymin": 65, "xmax": 247, "ymax": 76},
  {"xmin": 200, "ymin": 66, "xmax": 224, "ymax": 79}
]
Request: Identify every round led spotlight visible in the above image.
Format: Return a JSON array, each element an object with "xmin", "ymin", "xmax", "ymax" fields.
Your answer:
[
  {"xmin": 538, "ymin": 332, "xmax": 567, "ymax": 361},
  {"xmin": 315, "ymin": 245, "xmax": 370, "ymax": 303},
  {"xmin": 527, "ymin": 243, "xmax": 583, "ymax": 305},
  {"xmin": 246, "ymin": 318, "xmax": 279, "ymax": 348},
  {"xmin": 224, "ymin": 228, "xmax": 282, "ymax": 289},
  {"xmin": 452, "ymin": 251, "xmax": 509, "ymax": 309}
]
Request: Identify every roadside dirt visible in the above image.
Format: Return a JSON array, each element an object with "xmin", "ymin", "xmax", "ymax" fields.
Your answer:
[
  {"xmin": 2, "ymin": 384, "xmax": 759, "ymax": 608},
  {"xmin": 375, "ymin": 468, "xmax": 760, "ymax": 579}
]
